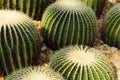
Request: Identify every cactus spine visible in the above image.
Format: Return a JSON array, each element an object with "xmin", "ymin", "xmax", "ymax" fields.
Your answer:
[
  {"xmin": 0, "ymin": 10, "xmax": 40, "ymax": 75},
  {"xmin": 5, "ymin": 66, "xmax": 65, "ymax": 80},
  {"xmin": 41, "ymin": 0, "xmax": 97, "ymax": 50},
  {"xmin": 102, "ymin": 3, "xmax": 120, "ymax": 48},
  {"xmin": 0, "ymin": 0, "xmax": 54, "ymax": 20},
  {"xmin": 50, "ymin": 45, "xmax": 116, "ymax": 80}
]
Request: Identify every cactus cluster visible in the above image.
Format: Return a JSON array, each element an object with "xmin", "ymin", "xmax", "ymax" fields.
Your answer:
[
  {"xmin": 5, "ymin": 66, "xmax": 65, "ymax": 80},
  {"xmin": 102, "ymin": 3, "xmax": 120, "ymax": 48},
  {"xmin": 0, "ymin": 0, "xmax": 54, "ymax": 20},
  {"xmin": 50, "ymin": 45, "xmax": 115, "ymax": 80},
  {"xmin": 0, "ymin": 10, "xmax": 40, "ymax": 75},
  {"xmin": 41, "ymin": 0, "xmax": 97, "ymax": 50}
]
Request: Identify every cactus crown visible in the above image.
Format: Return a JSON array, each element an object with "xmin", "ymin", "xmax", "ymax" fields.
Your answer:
[
  {"xmin": 0, "ymin": 10, "xmax": 40, "ymax": 75},
  {"xmin": 41, "ymin": 0, "xmax": 97, "ymax": 50},
  {"xmin": 50, "ymin": 45, "xmax": 115, "ymax": 80},
  {"xmin": 102, "ymin": 3, "xmax": 120, "ymax": 48},
  {"xmin": 5, "ymin": 66, "xmax": 65, "ymax": 80},
  {"xmin": 56, "ymin": 0, "xmax": 106, "ymax": 18},
  {"xmin": 0, "ymin": 10, "xmax": 31, "ymax": 24},
  {"xmin": 56, "ymin": 0, "xmax": 85, "ymax": 10},
  {"xmin": 66, "ymin": 46, "xmax": 96, "ymax": 65}
]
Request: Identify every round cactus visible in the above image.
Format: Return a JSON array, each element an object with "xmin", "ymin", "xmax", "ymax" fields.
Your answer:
[
  {"xmin": 50, "ymin": 45, "xmax": 116, "ymax": 80},
  {"xmin": 0, "ymin": 0, "xmax": 54, "ymax": 20},
  {"xmin": 5, "ymin": 66, "xmax": 65, "ymax": 80},
  {"xmin": 102, "ymin": 3, "xmax": 120, "ymax": 48},
  {"xmin": 41, "ymin": 0, "xmax": 97, "ymax": 50},
  {"xmin": 56, "ymin": 0, "xmax": 106, "ymax": 18},
  {"xmin": 0, "ymin": 10, "xmax": 40, "ymax": 75}
]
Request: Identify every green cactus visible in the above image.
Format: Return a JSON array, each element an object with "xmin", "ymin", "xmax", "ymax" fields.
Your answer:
[
  {"xmin": 102, "ymin": 3, "xmax": 120, "ymax": 48},
  {"xmin": 50, "ymin": 45, "xmax": 116, "ymax": 80},
  {"xmin": 0, "ymin": 10, "xmax": 40, "ymax": 75},
  {"xmin": 56, "ymin": 0, "xmax": 106, "ymax": 18},
  {"xmin": 0, "ymin": 0, "xmax": 54, "ymax": 20},
  {"xmin": 5, "ymin": 66, "xmax": 65, "ymax": 80},
  {"xmin": 41, "ymin": 0, "xmax": 97, "ymax": 50}
]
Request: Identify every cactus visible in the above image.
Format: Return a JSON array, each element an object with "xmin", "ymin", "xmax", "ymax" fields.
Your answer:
[
  {"xmin": 0, "ymin": 10, "xmax": 40, "ymax": 75},
  {"xmin": 50, "ymin": 45, "xmax": 116, "ymax": 80},
  {"xmin": 102, "ymin": 3, "xmax": 120, "ymax": 48},
  {"xmin": 56, "ymin": 0, "xmax": 106, "ymax": 18},
  {"xmin": 5, "ymin": 66, "xmax": 65, "ymax": 80},
  {"xmin": 0, "ymin": 0, "xmax": 54, "ymax": 20},
  {"xmin": 41, "ymin": 0, "xmax": 97, "ymax": 50}
]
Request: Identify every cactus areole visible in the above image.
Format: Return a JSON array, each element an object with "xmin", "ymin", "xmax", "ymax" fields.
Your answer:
[
  {"xmin": 0, "ymin": 10, "xmax": 40, "ymax": 75},
  {"xmin": 41, "ymin": 0, "xmax": 97, "ymax": 50},
  {"xmin": 50, "ymin": 45, "xmax": 116, "ymax": 80}
]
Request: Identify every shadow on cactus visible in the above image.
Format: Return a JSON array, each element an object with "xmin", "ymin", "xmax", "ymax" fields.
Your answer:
[
  {"xmin": 102, "ymin": 3, "xmax": 120, "ymax": 48},
  {"xmin": 5, "ymin": 66, "xmax": 65, "ymax": 80},
  {"xmin": 41, "ymin": 0, "xmax": 97, "ymax": 50},
  {"xmin": 0, "ymin": 0, "xmax": 55, "ymax": 20},
  {"xmin": 50, "ymin": 45, "xmax": 116, "ymax": 80},
  {"xmin": 0, "ymin": 10, "xmax": 40, "ymax": 75}
]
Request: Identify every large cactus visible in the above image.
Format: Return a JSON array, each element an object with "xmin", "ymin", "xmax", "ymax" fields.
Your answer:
[
  {"xmin": 102, "ymin": 3, "xmax": 120, "ymax": 48},
  {"xmin": 0, "ymin": 10, "xmax": 40, "ymax": 75},
  {"xmin": 41, "ymin": 0, "xmax": 97, "ymax": 50},
  {"xmin": 50, "ymin": 45, "xmax": 116, "ymax": 80},
  {"xmin": 5, "ymin": 66, "xmax": 65, "ymax": 80},
  {"xmin": 0, "ymin": 0, "xmax": 54, "ymax": 20}
]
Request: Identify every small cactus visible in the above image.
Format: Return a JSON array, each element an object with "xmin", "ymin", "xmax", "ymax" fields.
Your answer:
[
  {"xmin": 5, "ymin": 66, "xmax": 65, "ymax": 80},
  {"xmin": 50, "ymin": 45, "xmax": 116, "ymax": 80},
  {"xmin": 41, "ymin": 0, "xmax": 97, "ymax": 50},
  {"xmin": 102, "ymin": 3, "xmax": 120, "ymax": 48},
  {"xmin": 0, "ymin": 0, "xmax": 54, "ymax": 20},
  {"xmin": 0, "ymin": 10, "xmax": 40, "ymax": 75}
]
